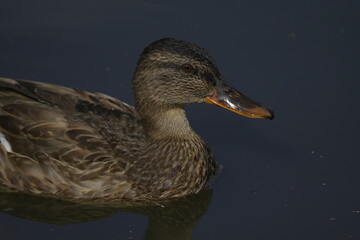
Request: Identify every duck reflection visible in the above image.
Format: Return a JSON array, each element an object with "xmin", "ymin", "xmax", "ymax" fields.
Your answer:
[{"xmin": 0, "ymin": 189, "xmax": 213, "ymax": 240}]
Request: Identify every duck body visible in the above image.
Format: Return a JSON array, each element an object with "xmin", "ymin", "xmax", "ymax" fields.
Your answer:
[
  {"xmin": 0, "ymin": 38, "xmax": 273, "ymax": 201},
  {"xmin": 0, "ymin": 78, "xmax": 215, "ymax": 200}
]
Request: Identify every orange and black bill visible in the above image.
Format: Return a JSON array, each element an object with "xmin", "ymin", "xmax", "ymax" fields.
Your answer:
[{"xmin": 205, "ymin": 79, "xmax": 274, "ymax": 119}]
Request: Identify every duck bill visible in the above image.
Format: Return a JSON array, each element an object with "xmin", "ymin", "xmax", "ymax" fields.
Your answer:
[{"xmin": 204, "ymin": 80, "xmax": 274, "ymax": 119}]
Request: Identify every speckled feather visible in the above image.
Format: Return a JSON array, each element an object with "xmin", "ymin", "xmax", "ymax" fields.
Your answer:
[{"xmin": 0, "ymin": 78, "xmax": 143, "ymax": 199}]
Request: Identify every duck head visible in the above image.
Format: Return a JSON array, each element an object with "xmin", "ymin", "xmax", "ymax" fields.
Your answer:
[{"xmin": 132, "ymin": 38, "xmax": 274, "ymax": 120}]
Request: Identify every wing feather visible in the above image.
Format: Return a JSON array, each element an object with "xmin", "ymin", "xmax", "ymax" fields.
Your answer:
[{"xmin": 0, "ymin": 77, "xmax": 141, "ymax": 199}]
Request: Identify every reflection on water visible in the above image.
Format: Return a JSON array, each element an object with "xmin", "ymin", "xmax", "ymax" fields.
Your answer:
[{"xmin": 0, "ymin": 189, "xmax": 213, "ymax": 240}]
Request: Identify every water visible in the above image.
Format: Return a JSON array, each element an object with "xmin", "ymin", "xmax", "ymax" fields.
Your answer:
[{"xmin": 0, "ymin": 0, "xmax": 359, "ymax": 239}]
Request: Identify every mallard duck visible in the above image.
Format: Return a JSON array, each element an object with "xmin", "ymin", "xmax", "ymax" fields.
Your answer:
[{"xmin": 0, "ymin": 38, "xmax": 273, "ymax": 201}]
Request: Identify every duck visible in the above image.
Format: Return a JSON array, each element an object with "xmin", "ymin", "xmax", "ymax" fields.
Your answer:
[{"xmin": 0, "ymin": 38, "xmax": 273, "ymax": 201}]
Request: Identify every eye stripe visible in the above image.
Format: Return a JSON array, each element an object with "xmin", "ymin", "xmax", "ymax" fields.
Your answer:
[{"xmin": 154, "ymin": 63, "xmax": 179, "ymax": 69}]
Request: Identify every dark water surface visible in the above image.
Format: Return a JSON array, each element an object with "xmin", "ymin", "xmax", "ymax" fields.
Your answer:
[{"xmin": 0, "ymin": 1, "xmax": 359, "ymax": 239}]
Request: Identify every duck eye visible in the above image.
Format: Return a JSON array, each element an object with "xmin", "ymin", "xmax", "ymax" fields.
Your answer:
[{"xmin": 180, "ymin": 64, "xmax": 194, "ymax": 73}]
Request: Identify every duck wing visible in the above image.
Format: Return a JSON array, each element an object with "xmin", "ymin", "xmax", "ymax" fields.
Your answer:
[{"xmin": 0, "ymin": 77, "xmax": 143, "ymax": 199}]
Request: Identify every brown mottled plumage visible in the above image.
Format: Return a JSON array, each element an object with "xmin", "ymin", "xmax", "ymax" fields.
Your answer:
[{"xmin": 0, "ymin": 38, "xmax": 273, "ymax": 201}]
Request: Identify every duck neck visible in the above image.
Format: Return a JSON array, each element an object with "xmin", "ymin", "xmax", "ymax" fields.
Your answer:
[{"xmin": 136, "ymin": 102, "xmax": 195, "ymax": 140}]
